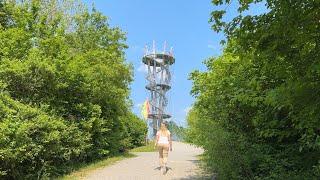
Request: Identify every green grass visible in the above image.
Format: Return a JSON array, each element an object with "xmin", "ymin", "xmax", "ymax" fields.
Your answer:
[
  {"xmin": 55, "ymin": 153, "xmax": 136, "ymax": 180},
  {"xmin": 130, "ymin": 141, "xmax": 157, "ymax": 152}
]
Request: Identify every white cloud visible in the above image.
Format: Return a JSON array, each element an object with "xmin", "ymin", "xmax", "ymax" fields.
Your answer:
[
  {"xmin": 172, "ymin": 74, "xmax": 176, "ymax": 81},
  {"xmin": 208, "ymin": 44, "xmax": 216, "ymax": 50},
  {"xmin": 137, "ymin": 64, "xmax": 148, "ymax": 73},
  {"xmin": 170, "ymin": 117, "xmax": 187, "ymax": 127},
  {"xmin": 183, "ymin": 106, "xmax": 192, "ymax": 114},
  {"xmin": 136, "ymin": 103, "xmax": 143, "ymax": 108},
  {"xmin": 130, "ymin": 45, "xmax": 144, "ymax": 53}
]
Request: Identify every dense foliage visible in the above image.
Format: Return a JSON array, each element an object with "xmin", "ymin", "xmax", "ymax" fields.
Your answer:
[
  {"xmin": 0, "ymin": 0, "xmax": 146, "ymax": 179},
  {"xmin": 167, "ymin": 121, "xmax": 186, "ymax": 141},
  {"xmin": 187, "ymin": 0, "xmax": 320, "ymax": 179}
]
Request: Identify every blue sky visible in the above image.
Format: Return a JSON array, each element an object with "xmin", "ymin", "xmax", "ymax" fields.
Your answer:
[{"xmin": 83, "ymin": 0, "xmax": 266, "ymax": 126}]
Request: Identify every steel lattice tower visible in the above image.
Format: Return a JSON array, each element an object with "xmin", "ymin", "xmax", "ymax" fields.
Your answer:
[{"xmin": 143, "ymin": 41, "xmax": 175, "ymax": 137}]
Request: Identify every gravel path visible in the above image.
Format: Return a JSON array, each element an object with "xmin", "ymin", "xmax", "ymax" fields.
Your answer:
[{"xmin": 85, "ymin": 141, "xmax": 205, "ymax": 180}]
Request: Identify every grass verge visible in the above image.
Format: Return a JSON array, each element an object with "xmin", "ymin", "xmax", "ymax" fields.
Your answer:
[
  {"xmin": 56, "ymin": 153, "xmax": 136, "ymax": 180},
  {"xmin": 130, "ymin": 141, "xmax": 157, "ymax": 152}
]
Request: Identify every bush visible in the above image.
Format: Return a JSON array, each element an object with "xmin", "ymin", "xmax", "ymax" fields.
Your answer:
[
  {"xmin": 120, "ymin": 113, "xmax": 147, "ymax": 150},
  {"xmin": 187, "ymin": 44, "xmax": 320, "ymax": 179},
  {"xmin": 0, "ymin": 94, "xmax": 90, "ymax": 179},
  {"xmin": 187, "ymin": 1, "xmax": 320, "ymax": 179},
  {"xmin": 0, "ymin": 1, "xmax": 147, "ymax": 179},
  {"xmin": 167, "ymin": 121, "xmax": 186, "ymax": 141}
]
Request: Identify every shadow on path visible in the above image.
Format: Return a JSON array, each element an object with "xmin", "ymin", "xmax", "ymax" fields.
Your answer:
[
  {"xmin": 153, "ymin": 166, "xmax": 173, "ymax": 171},
  {"xmin": 187, "ymin": 159, "xmax": 200, "ymax": 164},
  {"xmin": 174, "ymin": 170, "xmax": 217, "ymax": 180}
]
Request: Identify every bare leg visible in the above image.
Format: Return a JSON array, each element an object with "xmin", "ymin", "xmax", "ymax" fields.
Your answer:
[
  {"xmin": 158, "ymin": 145, "xmax": 164, "ymax": 167},
  {"xmin": 162, "ymin": 145, "xmax": 169, "ymax": 174}
]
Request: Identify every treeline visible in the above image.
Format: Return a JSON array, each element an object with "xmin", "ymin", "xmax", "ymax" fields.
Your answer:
[
  {"xmin": 167, "ymin": 121, "xmax": 186, "ymax": 141},
  {"xmin": 187, "ymin": 0, "xmax": 319, "ymax": 179},
  {"xmin": 0, "ymin": 0, "xmax": 146, "ymax": 179}
]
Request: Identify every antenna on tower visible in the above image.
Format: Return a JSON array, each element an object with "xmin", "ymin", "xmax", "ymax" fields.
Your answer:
[
  {"xmin": 144, "ymin": 45, "xmax": 148, "ymax": 56},
  {"xmin": 169, "ymin": 47, "xmax": 174, "ymax": 56},
  {"xmin": 152, "ymin": 40, "xmax": 156, "ymax": 54},
  {"xmin": 163, "ymin": 41, "xmax": 167, "ymax": 54}
]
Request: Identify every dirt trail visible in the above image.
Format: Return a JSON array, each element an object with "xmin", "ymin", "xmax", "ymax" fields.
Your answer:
[{"xmin": 85, "ymin": 141, "xmax": 206, "ymax": 180}]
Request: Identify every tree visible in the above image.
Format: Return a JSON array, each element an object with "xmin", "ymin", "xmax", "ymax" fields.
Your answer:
[
  {"xmin": 0, "ymin": 1, "xmax": 146, "ymax": 179},
  {"xmin": 187, "ymin": 0, "xmax": 320, "ymax": 179},
  {"xmin": 167, "ymin": 121, "xmax": 186, "ymax": 141}
]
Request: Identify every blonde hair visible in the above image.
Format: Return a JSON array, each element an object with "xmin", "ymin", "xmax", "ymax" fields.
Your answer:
[{"xmin": 159, "ymin": 122, "xmax": 169, "ymax": 136}]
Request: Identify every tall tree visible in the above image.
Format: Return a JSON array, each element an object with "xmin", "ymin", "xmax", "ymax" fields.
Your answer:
[
  {"xmin": 187, "ymin": 0, "xmax": 320, "ymax": 179},
  {"xmin": 0, "ymin": 1, "xmax": 146, "ymax": 179}
]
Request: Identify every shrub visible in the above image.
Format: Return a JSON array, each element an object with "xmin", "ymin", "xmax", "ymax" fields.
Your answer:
[
  {"xmin": 0, "ymin": 94, "xmax": 90, "ymax": 179},
  {"xmin": 0, "ymin": 1, "xmax": 147, "ymax": 179}
]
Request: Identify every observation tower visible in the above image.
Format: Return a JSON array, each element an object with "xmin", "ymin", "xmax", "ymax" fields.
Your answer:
[{"xmin": 143, "ymin": 41, "xmax": 175, "ymax": 137}]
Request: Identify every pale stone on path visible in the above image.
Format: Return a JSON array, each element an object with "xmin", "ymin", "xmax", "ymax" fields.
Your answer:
[{"xmin": 85, "ymin": 141, "xmax": 205, "ymax": 180}]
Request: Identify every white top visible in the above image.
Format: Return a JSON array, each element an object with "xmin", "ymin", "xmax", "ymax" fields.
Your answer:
[{"xmin": 157, "ymin": 130, "xmax": 171, "ymax": 144}]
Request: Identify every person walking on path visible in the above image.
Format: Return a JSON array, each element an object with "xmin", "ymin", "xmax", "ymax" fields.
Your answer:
[{"xmin": 155, "ymin": 122, "xmax": 172, "ymax": 175}]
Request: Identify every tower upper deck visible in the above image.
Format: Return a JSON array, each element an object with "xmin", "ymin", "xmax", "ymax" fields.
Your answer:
[{"xmin": 142, "ymin": 53, "xmax": 175, "ymax": 67}]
